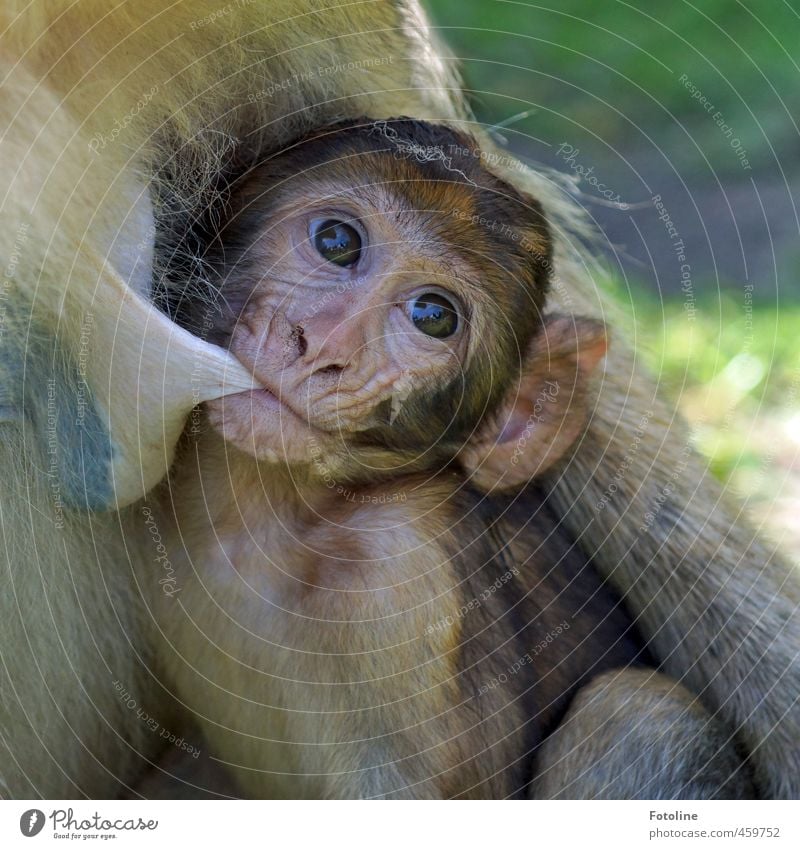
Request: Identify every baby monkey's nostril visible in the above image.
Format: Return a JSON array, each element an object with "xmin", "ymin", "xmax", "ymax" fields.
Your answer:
[
  {"xmin": 316, "ymin": 364, "xmax": 344, "ymax": 376},
  {"xmin": 291, "ymin": 325, "xmax": 308, "ymax": 357}
]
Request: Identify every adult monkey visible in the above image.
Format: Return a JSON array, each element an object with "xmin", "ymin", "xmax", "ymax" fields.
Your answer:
[{"xmin": 0, "ymin": 0, "xmax": 796, "ymax": 799}]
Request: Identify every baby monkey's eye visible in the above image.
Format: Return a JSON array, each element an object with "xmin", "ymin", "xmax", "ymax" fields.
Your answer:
[
  {"xmin": 407, "ymin": 293, "xmax": 459, "ymax": 338},
  {"xmin": 310, "ymin": 218, "xmax": 362, "ymax": 267}
]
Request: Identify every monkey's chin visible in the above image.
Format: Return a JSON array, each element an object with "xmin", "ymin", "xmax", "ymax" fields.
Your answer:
[{"xmin": 205, "ymin": 389, "xmax": 326, "ymax": 464}]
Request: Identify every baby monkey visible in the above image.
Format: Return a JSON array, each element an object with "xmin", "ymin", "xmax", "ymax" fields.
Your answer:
[{"xmin": 147, "ymin": 120, "xmax": 752, "ymax": 799}]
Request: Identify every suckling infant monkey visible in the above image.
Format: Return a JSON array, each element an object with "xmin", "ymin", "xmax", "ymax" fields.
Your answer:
[{"xmin": 146, "ymin": 120, "xmax": 751, "ymax": 799}]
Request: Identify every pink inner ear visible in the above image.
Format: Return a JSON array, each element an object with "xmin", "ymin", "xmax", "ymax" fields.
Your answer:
[
  {"xmin": 490, "ymin": 318, "xmax": 607, "ymax": 450},
  {"xmin": 496, "ymin": 400, "xmax": 537, "ymax": 445}
]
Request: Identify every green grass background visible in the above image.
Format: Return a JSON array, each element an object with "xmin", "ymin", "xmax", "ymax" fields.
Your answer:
[{"xmin": 424, "ymin": 0, "xmax": 799, "ymax": 174}]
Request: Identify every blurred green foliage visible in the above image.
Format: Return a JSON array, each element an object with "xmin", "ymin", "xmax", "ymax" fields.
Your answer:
[
  {"xmin": 424, "ymin": 0, "xmax": 799, "ymax": 172},
  {"xmin": 617, "ymin": 287, "xmax": 800, "ymax": 487}
]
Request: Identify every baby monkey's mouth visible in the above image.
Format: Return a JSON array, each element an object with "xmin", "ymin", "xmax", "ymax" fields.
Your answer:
[
  {"xmin": 253, "ymin": 381, "xmax": 304, "ymax": 420},
  {"xmin": 236, "ymin": 351, "xmax": 390, "ymax": 433},
  {"xmin": 204, "ymin": 385, "xmax": 332, "ymax": 464},
  {"xmin": 231, "ymin": 385, "xmax": 314, "ymax": 428}
]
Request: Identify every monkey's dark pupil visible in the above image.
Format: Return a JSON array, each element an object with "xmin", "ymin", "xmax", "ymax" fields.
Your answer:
[
  {"xmin": 313, "ymin": 219, "xmax": 361, "ymax": 266},
  {"xmin": 410, "ymin": 294, "xmax": 458, "ymax": 338}
]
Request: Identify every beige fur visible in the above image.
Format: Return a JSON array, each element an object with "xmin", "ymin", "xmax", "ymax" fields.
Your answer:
[
  {"xmin": 143, "ymin": 452, "xmax": 477, "ymax": 798},
  {"xmin": 0, "ymin": 436, "xmax": 158, "ymax": 797}
]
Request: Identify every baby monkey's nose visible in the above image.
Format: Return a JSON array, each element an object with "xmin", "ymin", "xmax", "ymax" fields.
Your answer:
[
  {"xmin": 292, "ymin": 325, "xmax": 308, "ymax": 357},
  {"xmin": 290, "ymin": 325, "xmax": 345, "ymax": 376},
  {"xmin": 287, "ymin": 305, "xmax": 366, "ymax": 376}
]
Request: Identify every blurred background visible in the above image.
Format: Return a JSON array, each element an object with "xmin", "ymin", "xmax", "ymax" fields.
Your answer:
[{"xmin": 424, "ymin": 0, "xmax": 800, "ymax": 561}]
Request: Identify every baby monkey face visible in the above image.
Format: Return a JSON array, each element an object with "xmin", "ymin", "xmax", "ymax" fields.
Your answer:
[
  {"xmin": 203, "ymin": 120, "xmax": 551, "ymax": 472},
  {"xmin": 208, "ymin": 187, "xmax": 477, "ymax": 463}
]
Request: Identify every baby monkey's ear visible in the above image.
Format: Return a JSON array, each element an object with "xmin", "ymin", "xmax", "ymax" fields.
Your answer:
[{"xmin": 459, "ymin": 315, "xmax": 607, "ymax": 492}]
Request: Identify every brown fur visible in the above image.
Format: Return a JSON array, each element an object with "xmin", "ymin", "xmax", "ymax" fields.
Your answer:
[
  {"xmin": 145, "ymin": 434, "xmax": 646, "ymax": 798},
  {"xmin": 538, "ymin": 371, "xmax": 800, "ymax": 798}
]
